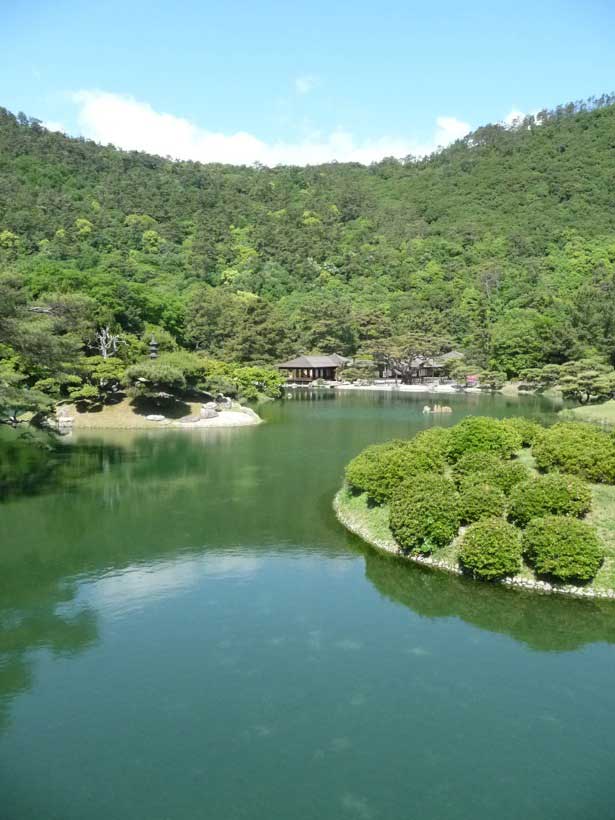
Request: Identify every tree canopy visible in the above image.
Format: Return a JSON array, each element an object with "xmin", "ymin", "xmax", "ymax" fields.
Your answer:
[{"xmin": 2, "ymin": 94, "xmax": 615, "ymax": 418}]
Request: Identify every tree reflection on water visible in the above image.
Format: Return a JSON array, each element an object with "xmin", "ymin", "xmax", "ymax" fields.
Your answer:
[{"xmin": 363, "ymin": 544, "xmax": 615, "ymax": 652}]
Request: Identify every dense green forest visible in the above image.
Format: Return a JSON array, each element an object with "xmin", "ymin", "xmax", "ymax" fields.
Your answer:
[{"xmin": 1, "ymin": 94, "xmax": 615, "ymax": 420}]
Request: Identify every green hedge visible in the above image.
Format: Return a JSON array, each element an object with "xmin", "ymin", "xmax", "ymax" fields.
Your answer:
[
  {"xmin": 345, "ymin": 440, "xmax": 446, "ymax": 503},
  {"xmin": 459, "ymin": 482, "xmax": 507, "ymax": 524},
  {"xmin": 533, "ymin": 422, "xmax": 615, "ymax": 484},
  {"xmin": 500, "ymin": 417, "xmax": 544, "ymax": 447},
  {"xmin": 413, "ymin": 426, "xmax": 452, "ymax": 458},
  {"xmin": 523, "ymin": 516, "xmax": 604, "ymax": 582},
  {"xmin": 454, "ymin": 453, "xmax": 530, "ymax": 496},
  {"xmin": 459, "ymin": 518, "xmax": 522, "ymax": 580},
  {"xmin": 451, "ymin": 452, "xmax": 502, "ymax": 485},
  {"xmin": 445, "ymin": 416, "xmax": 523, "ymax": 463},
  {"xmin": 508, "ymin": 473, "xmax": 592, "ymax": 526},
  {"xmin": 479, "ymin": 461, "xmax": 530, "ymax": 496},
  {"xmin": 389, "ymin": 474, "xmax": 460, "ymax": 554},
  {"xmin": 345, "ymin": 440, "xmax": 405, "ymax": 502}
]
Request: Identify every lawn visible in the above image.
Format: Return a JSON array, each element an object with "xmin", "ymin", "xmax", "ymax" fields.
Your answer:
[{"xmin": 560, "ymin": 400, "xmax": 615, "ymax": 427}]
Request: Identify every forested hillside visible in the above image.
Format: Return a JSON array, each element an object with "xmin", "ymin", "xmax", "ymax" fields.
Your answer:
[{"xmin": 1, "ymin": 94, "xmax": 615, "ymax": 418}]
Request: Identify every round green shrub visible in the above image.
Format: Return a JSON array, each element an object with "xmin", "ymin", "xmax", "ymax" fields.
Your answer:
[
  {"xmin": 345, "ymin": 440, "xmax": 445, "ymax": 504},
  {"xmin": 533, "ymin": 422, "xmax": 615, "ymax": 484},
  {"xmin": 500, "ymin": 417, "xmax": 544, "ymax": 447},
  {"xmin": 345, "ymin": 440, "xmax": 405, "ymax": 500},
  {"xmin": 451, "ymin": 451, "xmax": 502, "ymax": 486},
  {"xmin": 508, "ymin": 473, "xmax": 592, "ymax": 526},
  {"xmin": 413, "ymin": 426, "xmax": 452, "ymax": 458},
  {"xmin": 459, "ymin": 518, "xmax": 522, "ymax": 580},
  {"xmin": 459, "ymin": 482, "xmax": 506, "ymax": 524},
  {"xmin": 523, "ymin": 516, "xmax": 604, "ymax": 582},
  {"xmin": 461, "ymin": 459, "xmax": 531, "ymax": 496},
  {"xmin": 378, "ymin": 442, "xmax": 447, "ymax": 499},
  {"xmin": 445, "ymin": 416, "xmax": 523, "ymax": 463},
  {"xmin": 389, "ymin": 474, "xmax": 460, "ymax": 554}
]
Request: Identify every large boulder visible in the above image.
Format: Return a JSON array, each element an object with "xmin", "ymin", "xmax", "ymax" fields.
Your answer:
[
  {"xmin": 200, "ymin": 407, "xmax": 218, "ymax": 419},
  {"xmin": 215, "ymin": 394, "xmax": 233, "ymax": 410}
]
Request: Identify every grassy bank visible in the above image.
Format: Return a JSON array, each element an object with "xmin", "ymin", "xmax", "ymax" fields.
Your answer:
[
  {"xmin": 560, "ymin": 400, "xmax": 615, "ymax": 427},
  {"xmin": 335, "ymin": 477, "xmax": 615, "ymax": 598}
]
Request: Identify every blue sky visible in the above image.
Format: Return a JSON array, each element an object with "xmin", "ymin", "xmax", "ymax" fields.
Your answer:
[{"xmin": 2, "ymin": 0, "xmax": 614, "ymax": 164}]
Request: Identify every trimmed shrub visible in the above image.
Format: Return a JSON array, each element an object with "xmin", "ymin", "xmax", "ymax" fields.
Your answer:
[
  {"xmin": 379, "ymin": 442, "xmax": 447, "ymax": 499},
  {"xmin": 459, "ymin": 518, "xmax": 522, "ymax": 580},
  {"xmin": 461, "ymin": 460, "xmax": 531, "ymax": 496},
  {"xmin": 345, "ymin": 440, "xmax": 445, "ymax": 504},
  {"xmin": 451, "ymin": 450, "xmax": 530, "ymax": 495},
  {"xmin": 345, "ymin": 440, "xmax": 405, "ymax": 500},
  {"xmin": 459, "ymin": 482, "xmax": 506, "ymax": 524},
  {"xmin": 508, "ymin": 473, "xmax": 592, "ymax": 526},
  {"xmin": 533, "ymin": 422, "xmax": 615, "ymax": 484},
  {"xmin": 445, "ymin": 416, "xmax": 523, "ymax": 463},
  {"xmin": 451, "ymin": 451, "xmax": 502, "ymax": 486},
  {"xmin": 523, "ymin": 516, "xmax": 604, "ymax": 583},
  {"xmin": 500, "ymin": 417, "xmax": 544, "ymax": 447},
  {"xmin": 389, "ymin": 474, "xmax": 460, "ymax": 554},
  {"xmin": 413, "ymin": 426, "xmax": 452, "ymax": 458}
]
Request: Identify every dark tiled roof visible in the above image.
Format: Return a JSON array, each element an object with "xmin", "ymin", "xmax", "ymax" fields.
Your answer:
[{"xmin": 277, "ymin": 354, "xmax": 349, "ymax": 369}]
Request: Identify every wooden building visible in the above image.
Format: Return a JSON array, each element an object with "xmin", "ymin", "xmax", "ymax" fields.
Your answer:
[
  {"xmin": 277, "ymin": 354, "xmax": 350, "ymax": 383},
  {"xmin": 376, "ymin": 350, "xmax": 465, "ymax": 382},
  {"xmin": 409, "ymin": 350, "xmax": 465, "ymax": 382}
]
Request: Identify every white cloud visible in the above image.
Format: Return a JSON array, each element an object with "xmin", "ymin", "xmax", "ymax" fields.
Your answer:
[
  {"xmin": 504, "ymin": 108, "xmax": 526, "ymax": 126},
  {"xmin": 295, "ymin": 74, "xmax": 318, "ymax": 95},
  {"xmin": 43, "ymin": 120, "xmax": 66, "ymax": 133},
  {"xmin": 503, "ymin": 107, "xmax": 543, "ymax": 128},
  {"xmin": 87, "ymin": 552, "xmax": 263, "ymax": 615},
  {"xmin": 434, "ymin": 115, "xmax": 471, "ymax": 145},
  {"xmin": 69, "ymin": 90, "xmax": 470, "ymax": 166}
]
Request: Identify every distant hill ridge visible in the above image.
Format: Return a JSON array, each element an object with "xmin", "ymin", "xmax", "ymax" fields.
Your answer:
[{"xmin": 1, "ymin": 93, "xmax": 615, "ymax": 373}]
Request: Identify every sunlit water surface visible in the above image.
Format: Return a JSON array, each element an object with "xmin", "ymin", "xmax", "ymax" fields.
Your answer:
[{"xmin": 1, "ymin": 391, "xmax": 615, "ymax": 820}]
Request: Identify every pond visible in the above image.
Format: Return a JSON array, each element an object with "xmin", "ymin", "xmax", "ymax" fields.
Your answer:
[{"xmin": 1, "ymin": 391, "xmax": 615, "ymax": 820}]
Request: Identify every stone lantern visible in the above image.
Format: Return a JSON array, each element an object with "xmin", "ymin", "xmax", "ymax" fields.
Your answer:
[{"xmin": 149, "ymin": 336, "xmax": 159, "ymax": 359}]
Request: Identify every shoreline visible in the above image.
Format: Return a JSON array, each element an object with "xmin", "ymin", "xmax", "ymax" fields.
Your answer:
[
  {"xmin": 334, "ymin": 487, "xmax": 615, "ymax": 601},
  {"xmin": 332, "ymin": 382, "xmax": 472, "ymax": 394},
  {"xmin": 55, "ymin": 399, "xmax": 262, "ymax": 431}
]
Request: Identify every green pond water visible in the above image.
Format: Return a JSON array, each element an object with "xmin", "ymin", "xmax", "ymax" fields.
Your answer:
[{"xmin": 2, "ymin": 391, "xmax": 615, "ymax": 820}]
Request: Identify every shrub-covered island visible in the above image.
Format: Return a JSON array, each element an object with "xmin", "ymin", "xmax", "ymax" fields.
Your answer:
[{"xmin": 335, "ymin": 417, "xmax": 615, "ymax": 598}]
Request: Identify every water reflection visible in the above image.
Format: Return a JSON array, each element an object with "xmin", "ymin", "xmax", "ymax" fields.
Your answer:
[
  {"xmin": 363, "ymin": 547, "xmax": 615, "ymax": 652},
  {"xmin": 0, "ymin": 427, "xmax": 128, "ymax": 502},
  {"xmin": 0, "ymin": 388, "xmax": 602, "ymax": 748},
  {"xmin": 0, "ymin": 588, "xmax": 98, "ymax": 732},
  {"xmin": 89, "ymin": 550, "xmax": 264, "ymax": 618}
]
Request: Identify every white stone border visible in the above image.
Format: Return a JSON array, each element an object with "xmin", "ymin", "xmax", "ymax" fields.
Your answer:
[{"xmin": 333, "ymin": 490, "xmax": 615, "ymax": 601}]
